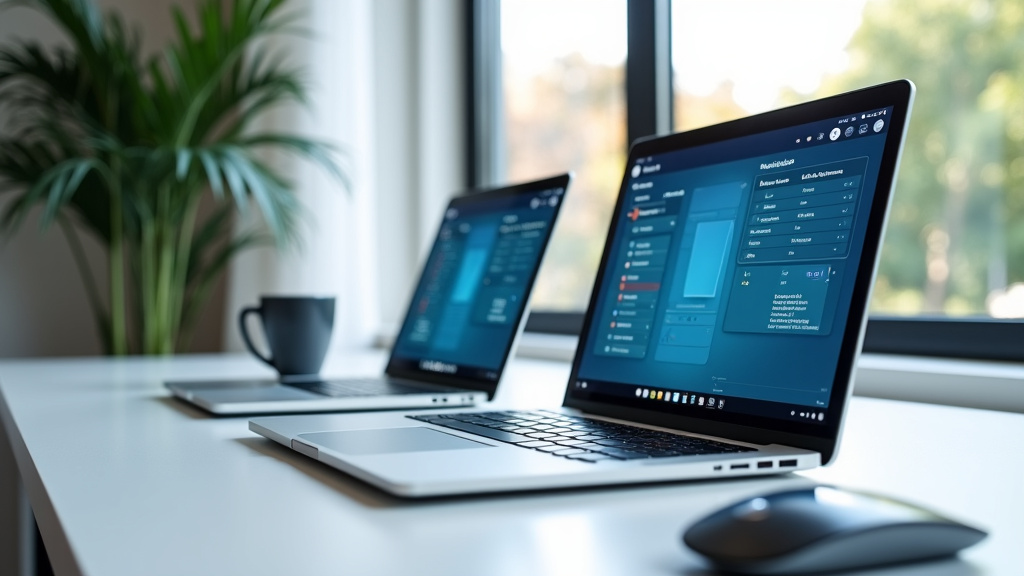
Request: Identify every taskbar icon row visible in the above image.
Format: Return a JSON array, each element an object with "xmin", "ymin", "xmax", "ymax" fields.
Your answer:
[{"xmin": 633, "ymin": 387, "xmax": 724, "ymax": 410}]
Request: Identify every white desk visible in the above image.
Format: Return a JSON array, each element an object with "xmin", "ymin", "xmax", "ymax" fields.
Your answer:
[{"xmin": 1, "ymin": 351, "xmax": 1021, "ymax": 576}]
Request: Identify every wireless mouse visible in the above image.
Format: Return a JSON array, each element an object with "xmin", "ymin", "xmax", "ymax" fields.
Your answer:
[{"xmin": 682, "ymin": 486, "xmax": 987, "ymax": 575}]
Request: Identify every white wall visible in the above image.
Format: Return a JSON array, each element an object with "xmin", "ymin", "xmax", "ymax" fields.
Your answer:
[
  {"xmin": 371, "ymin": 0, "xmax": 468, "ymax": 328},
  {"xmin": 221, "ymin": 0, "xmax": 382, "ymax": 354},
  {"xmin": 221, "ymin": 0, "xmax": 467, "ymax": 351}
]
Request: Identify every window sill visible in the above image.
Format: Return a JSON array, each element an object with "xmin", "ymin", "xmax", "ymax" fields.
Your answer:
[
  {"xmin": 853, "ymin": 353, "xmax": 1024, "ymax": 413},
  {"xmin": 514, "ymin": 332, "xmax": 1024, "ymax": 414}
]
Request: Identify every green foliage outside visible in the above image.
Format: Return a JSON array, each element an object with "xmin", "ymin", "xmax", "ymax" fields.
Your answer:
[{"xmin": 813, "ymin": 0, "xmax": 1024, "ymax": 315}]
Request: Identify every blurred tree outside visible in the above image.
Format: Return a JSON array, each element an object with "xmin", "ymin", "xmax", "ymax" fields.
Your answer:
[
  {"xmin": 815, "ymin": 0, "xmax": 1024, "ymax": 316},
  {"xmin": 504, "ymin": 53, "xmax": 625, "ymax": 310},
  {"xmin": 501, "ymin": 0, "xmax": 1024, "ymax": 317}
]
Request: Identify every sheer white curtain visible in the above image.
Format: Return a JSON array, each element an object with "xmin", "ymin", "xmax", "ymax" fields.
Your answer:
[{"xmin": 222, "ymin": 0, "xmax": 466, "ymax": 354}]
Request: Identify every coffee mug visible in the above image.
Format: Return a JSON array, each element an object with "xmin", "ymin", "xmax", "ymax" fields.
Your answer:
[{"xmin": 238, "ymin": 296, "xmax": 335, "ymax": 381}]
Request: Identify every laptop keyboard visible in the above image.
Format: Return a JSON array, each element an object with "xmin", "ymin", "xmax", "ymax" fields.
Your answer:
[
  {"xmin": 408, "ymin": 410, "xmax": 754, "ymax": 463},
  {"xmin": 290, "ymin": 379, "xmax": 430, "ymax": 398}
]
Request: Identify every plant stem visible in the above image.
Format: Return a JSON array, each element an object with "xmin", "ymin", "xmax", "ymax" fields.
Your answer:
[
  {"xmin": 109, "ymin": 157, "xmax": 127, "ymax": 355},
  {"xmin": 141, "ymin": 213, "xmax": 157, "ymax": 353},
  {"xmin": 170, "ymin": 190, "xmax": 202, "ymax": 351},
  {"xmin": 153, "ymin": 182, "xmax": 175, "ymax": 355},
  {"xmin": 158, "ymin": 222, "xmax": 175, "ymax": 354}
]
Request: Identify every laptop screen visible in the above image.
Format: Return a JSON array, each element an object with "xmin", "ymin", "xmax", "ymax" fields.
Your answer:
[
  {"xmin": 387, "ymin": 175, "xmax": 569, "ymax": 388},
  {"xmin": 567, "ymin": 82, "xmax": 912, "ymax": 442}
]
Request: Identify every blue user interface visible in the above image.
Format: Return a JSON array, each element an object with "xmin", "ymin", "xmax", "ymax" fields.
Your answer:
[
  {"xmin": 390, "ymin": 185, "xmax": 565, "ymax": 382},
  {"xmin": 574, "ymin": 108, "xmax": 895, "ymax": 424}
]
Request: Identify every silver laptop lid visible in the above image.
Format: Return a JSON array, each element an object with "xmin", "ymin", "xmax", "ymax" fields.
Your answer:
[
  {"xmin": 563, "ymin": 81, "xmax": 915, "ymax": 464},
  {"xmin": 384, "ymin": 174, "xmax": 571, "ymax": 398}
]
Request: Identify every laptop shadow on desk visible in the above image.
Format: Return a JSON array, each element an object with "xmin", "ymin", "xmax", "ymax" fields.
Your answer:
[{"xmin": 154, "ymin": 395, "xmax": 215, "ymax": 420}]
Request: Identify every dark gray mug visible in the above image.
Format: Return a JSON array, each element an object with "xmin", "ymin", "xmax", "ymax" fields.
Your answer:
[{"xmin": 238, "ymin": 296, "xmax": 335, "ymax": 381}]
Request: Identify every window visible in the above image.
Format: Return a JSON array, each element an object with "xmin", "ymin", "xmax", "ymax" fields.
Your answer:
[
  {"xmin": 498, "ymin": 0, "xmax": 627, "ymax": 312},
  {"xmin": 673, "ymin": 0, "xmax": 1024, "ymax": 320},
  {"xmin": 476, "ymin": 0, "xmax": 1024, "ymax": 360}
]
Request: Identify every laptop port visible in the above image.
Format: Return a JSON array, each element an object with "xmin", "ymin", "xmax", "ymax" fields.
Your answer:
[
  {"xmin": 730, "ymin": 463, "xmax": 750, "ymax": 470},
  {"xmin": 757, "ymin": 461, "xmax": 773, "ymax": 469},
  {"xmin": 779, "ymin": 459, "xmax": 798, "ymax": 468}
]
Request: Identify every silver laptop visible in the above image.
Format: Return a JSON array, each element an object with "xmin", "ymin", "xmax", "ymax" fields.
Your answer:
[
  {"xmin": 250, "ymin": 81, "xmax": 914, "ymax": 496},
  {"xmin": 168, "ymin": 174, "xmax": 570, "ymax": 415}
]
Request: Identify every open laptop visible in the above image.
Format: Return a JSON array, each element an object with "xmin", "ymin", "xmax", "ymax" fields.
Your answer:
[
  {"xmin": 168, "ymin": 174, "xmax": 570, "ymax": 415},
  {"xmin": 250, "ymin": 80, "xmax": 914, "ymax": 496}
]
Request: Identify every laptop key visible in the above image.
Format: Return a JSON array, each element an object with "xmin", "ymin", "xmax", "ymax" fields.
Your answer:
[
  {"xmin": 568, "ymin": 453, "xmax": 614, "ymax": 462},
  {"xmin": 555, "ymin": 439, "xmax": 587, "ymax": 446},
  {"xmin": 596, "ymin": 448, "xmax": 651, "ymax": 460},
  {"xmin": 409, "ymin": 411, "xmax": 752, "ymax": 462},
  {"xmin": 536, "ymin": 445, "xmax": 566, "ymax": 453},
  {"xmin": 517, "ymin": 440, "xmax": 554, "ymax": 448},
  {"xmin": 411, "ymin": 417, "xmax": 533, "ymax": 443}
]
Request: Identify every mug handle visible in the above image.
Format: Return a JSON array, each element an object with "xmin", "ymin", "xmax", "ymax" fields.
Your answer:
[{"xmin": 239, "ymin": 306, "xmax": 275, "ymax": 369}]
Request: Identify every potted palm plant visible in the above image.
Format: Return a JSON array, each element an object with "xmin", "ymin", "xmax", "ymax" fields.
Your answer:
[{"xmin": 0, "ymin": 0, "xmax": 343, "ymax": 355}]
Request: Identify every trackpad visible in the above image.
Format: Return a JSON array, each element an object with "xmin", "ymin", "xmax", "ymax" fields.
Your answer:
[{"xmin": 299, "ymin": 427, "xmax": 491, "ymax": 455}]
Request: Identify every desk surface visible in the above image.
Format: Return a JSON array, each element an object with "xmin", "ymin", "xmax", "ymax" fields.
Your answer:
[{"xmin": 1, "ymin": 351, "xmax": 1021, "ymax": 576}]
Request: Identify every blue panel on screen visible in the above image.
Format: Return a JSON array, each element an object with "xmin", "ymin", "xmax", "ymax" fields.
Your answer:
[
  {"xmin": 683, "ymin": 220, "xmax": 734, "ymax": 298},
  {"xmin": 451, "ymin": 248, "xmax": 487, "ymax": 303}
]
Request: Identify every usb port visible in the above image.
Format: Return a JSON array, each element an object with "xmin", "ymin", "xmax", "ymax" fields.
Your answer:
[
  {"xmin": 779, "ymin": 459, "xmax": 798, "ymax": 468},
  {"xmin": 730, "ymin": 463, "xmax": 750, "ymax": 470},
  {"xmin": 757, "ymin": 461, "xmax": 773, "ymax": 469}
]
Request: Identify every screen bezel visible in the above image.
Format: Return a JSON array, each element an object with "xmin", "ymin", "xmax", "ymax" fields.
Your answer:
[
  {"xmin": 385, "ymin": 173, "xmax": 572, "ymax": 398},
  {"xmin": 562, "ymin": 80, "xmax": 915, "ymax": 463}
]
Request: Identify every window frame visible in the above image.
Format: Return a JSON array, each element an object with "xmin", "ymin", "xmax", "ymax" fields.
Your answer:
[{"xmin": 467, "ymin": 0, "xmax": 1024, "ymax": 363}]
